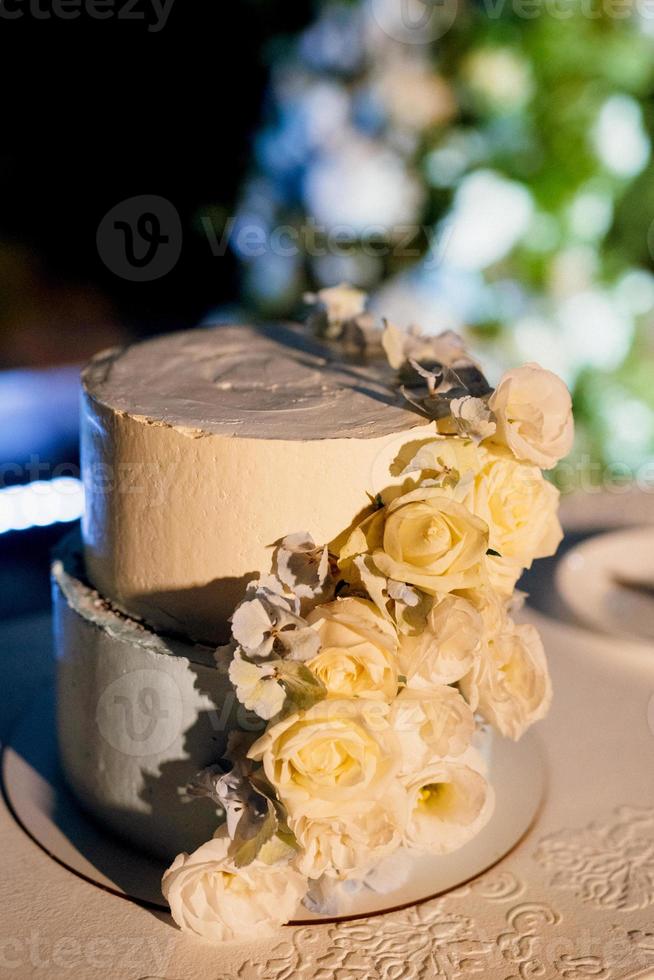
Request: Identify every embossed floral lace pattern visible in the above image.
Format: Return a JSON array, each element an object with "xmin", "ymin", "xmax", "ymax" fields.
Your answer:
[
  {"xmin": 219, "ymin": 832, "xmax": 654, "ymax": 980},
  {"xmin": 533, "ymin": 805, "xmax": 654, "ymax": 912},
  {"xmin": 229, "ymin": 868, "xmax": 654, "ymax": 980}
]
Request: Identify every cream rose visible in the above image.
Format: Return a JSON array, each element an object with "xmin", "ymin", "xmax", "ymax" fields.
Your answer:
[
  {"xmin": 248, "ymin": 699, "xmax": 399, "ymax": 816},
  {"xmin": 459, "ymin": 584, "xmax": 508, "ymax": 638},
  {"xmin": 401, "ymin": 439, "xmax": 563, "ymax": 596},
  {"xmin": 399, "ymin": 593, "xmax": 482, "ymax": 687},
  {"xmin": 488, "ymin": 363, "xmax": 574, "ymax": 468},
  {"xmin": 390, "ymin": 686, "xmax": 476, "ymax": 774},
  {"xmin": 340, "ymin": 488, "xmax": 489, "ymax": 596},
  {"xmin": 460, "ymin": 619, "xmax": 552, "ymax": 740},
  {"xmin": 402, "ymin": 754, "xmax": 494, "ymax": 854},
  {"xmin": 162, "ymin": 832, "xmax": 306, "ymax": 942},
  {"xmin": 306, "ymin": 597, "xmax": 399, "ymax": 701},
  {"xmin": 463, "ymin": 450, "xmax": 562, "ymax": 595},
  {"xmin": 291, "ymin": 792, "xmax": 406, "ymax": 881}
]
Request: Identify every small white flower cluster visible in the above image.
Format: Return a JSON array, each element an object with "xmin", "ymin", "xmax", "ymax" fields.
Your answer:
[
  {"xmin": 162, "ymin": 306, "xmax": 574, "ymax": 943},
  {"xmin": 306, "ymin": 286, "xmax": 574, "ymax": 463},
  {"xmin": 222, "ymin": 535, "xmax": 335, "ymax": 721}
]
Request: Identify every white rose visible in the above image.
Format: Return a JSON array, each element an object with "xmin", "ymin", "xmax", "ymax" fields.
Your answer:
[
  {"xmin": 402, "ymin": 752, "xmax": 494, "ymax": 854},
  {"xmin": 460, "ymin": 619, "xmax": 552, "ymax": 740},
  {"xmin": 340, "ymin": 488, "xmax": 489, "ymax": 596},
  {"xmin": 404, "ymin": 439, "xmax": 563, "ymax": 596},
  {"xmin": 463, "ymin": 449, "xmax": 563, "ymax": 595},
  {"xmin": 460, "ymin": 584, "xmax": 508, "ymax": 638},
  {"xmin": 488, "ymin": 363, "xmax": 574, "ymax": 468},
  {"xmin": 248, "ymin": 699, "xmax": 399, "ymax": 817},
  {"xmin": 162, "ymin": 832, "xmax": 306, "ymax": 943},
  {"xmin": 291, "ymin": 792, "xmax": 406, "ymax": 881},
  {"xmin": 306, "ymin": 597, "xmax": 399, "ymax": 701},
  {"xmin": 390, "ymin": 686, "xmax": 475, "ymax": 773},
  {"xmin": 399, "ymin": 593, "xmax": 482, "ymax": 687}
]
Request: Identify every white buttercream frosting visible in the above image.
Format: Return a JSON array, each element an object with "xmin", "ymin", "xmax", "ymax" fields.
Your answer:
[
  {"xmin": 81, "ymin": 323, "xmax": 435, "ymax": 643},
  {"xmin": 83, "ymin": 323, "xmax": 422, "ymax": 440},
  {"xmin": 52, "ymin": 534, "xmax": 243, "ymax": 860}
]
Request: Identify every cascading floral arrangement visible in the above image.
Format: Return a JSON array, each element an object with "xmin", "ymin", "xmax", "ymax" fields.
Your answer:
[{"xmin": 162, "ymin": 285, "xmax": 574, "ymax": 943}]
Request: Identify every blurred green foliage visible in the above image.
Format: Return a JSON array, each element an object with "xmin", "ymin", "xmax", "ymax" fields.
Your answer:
[{"xmin": 230, "ymin": 0, "xmax": 654, "ymax": 481}]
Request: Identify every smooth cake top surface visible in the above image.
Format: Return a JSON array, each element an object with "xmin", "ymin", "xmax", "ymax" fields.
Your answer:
[{"xmin": 82, "ymin": 323, "xmax": 425, "ymax": 440}]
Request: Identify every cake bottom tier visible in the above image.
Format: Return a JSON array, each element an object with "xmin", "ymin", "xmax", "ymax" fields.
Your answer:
[
  {"xmin": 51, "ymin": 535, "xmax": 253, "ymax": 863},
  {"xmin": 51, "ymin": 535, "xmax": 498, "ymax": 873}
]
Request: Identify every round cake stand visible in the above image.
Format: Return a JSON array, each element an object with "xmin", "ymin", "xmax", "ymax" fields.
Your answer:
[{"xmin": 1, "ymin": 686, "xmax": 546, "ymax": 924}]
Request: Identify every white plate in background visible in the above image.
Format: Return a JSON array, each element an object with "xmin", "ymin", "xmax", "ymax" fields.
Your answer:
[{"xmin": 556, "ymin": 526, "xmax": 654, "ymax": 642}]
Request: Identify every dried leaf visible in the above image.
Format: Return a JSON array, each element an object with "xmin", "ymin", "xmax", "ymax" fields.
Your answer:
[
  {"xmin": 383, "ymin": 320, "xmax": 480, "ymax": 372},
  {"xmin": 450, "ymin": 395, "xmax": 496, "ymax": 442}
]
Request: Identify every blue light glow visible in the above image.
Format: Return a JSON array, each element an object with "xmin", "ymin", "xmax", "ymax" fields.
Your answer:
[
  {"xmin": 0, "ymin": 367, "xmax": 80, "ymax": 461},
  {"xmin": 0, "ymin": 478, "xmax": 85, "ymax": 536}
]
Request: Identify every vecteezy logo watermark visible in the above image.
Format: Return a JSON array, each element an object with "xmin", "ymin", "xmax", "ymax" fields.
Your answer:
[
  {"xmin": 96, "ymin": 194, "xmax": 182, "ymax": 281},
  {"xmin": 371, "ymin": 0, "xmax": 459, "ymax": 44},
  {"xmin": 96, "ymin": 669, "xmax": 184, "ymax": 756},
  {"xmin": 0, "ymin": 0, "xmax": 175, "ymax": 31},
  {"xmin": 203, "ymin": 215, "xmax": 448, "ymax": 268}
]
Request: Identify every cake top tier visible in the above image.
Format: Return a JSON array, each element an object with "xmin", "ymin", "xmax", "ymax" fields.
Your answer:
[{"xmin": 83, "ymin": 323, "xmax": 423, "ymax": 441}]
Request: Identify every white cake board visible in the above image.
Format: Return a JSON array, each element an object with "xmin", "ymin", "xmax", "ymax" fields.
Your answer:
[{"xmin": 1, "ymin": 687, "xmax": 546, "ymax": 923}]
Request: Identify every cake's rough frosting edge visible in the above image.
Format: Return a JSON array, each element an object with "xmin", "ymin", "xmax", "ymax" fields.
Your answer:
[
  {"xmin": 52, "ymin": 532, "xmax": 216, "ymax": 668},
  {"xmin": 81, "ymin": 322, "xmax": 428, "ymax": 441}
]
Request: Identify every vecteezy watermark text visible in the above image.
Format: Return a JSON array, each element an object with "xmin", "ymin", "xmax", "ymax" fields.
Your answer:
[
  {"xmin": 202, "ymin": 215, "xmax": 444, "ymax": 265},
  {"xmin": 96, "ymin": 194, "xmax": 450, "ymax": 281},
  {"xmin": 0, "ymin": 0, "xmax": 175, "ymax": 32},
  {"xmin": 0, "ymin": 933, "xmax": 176, "ymax": 973},
  {"xmin": 4, "ymin": 453, "xmax": 654, "ymax": 501},
  {"xmin": 371, "ymin": 0, "xmax": 654, "ymax": 46},
  {"xmin": 480, "ymin": 0, "xmax": 654, "ymax": 18}
]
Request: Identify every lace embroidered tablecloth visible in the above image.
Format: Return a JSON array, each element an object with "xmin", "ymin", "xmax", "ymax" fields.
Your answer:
[{"xmin": 1, "ymin": 491, "xmax": 653, "ymax": 979}]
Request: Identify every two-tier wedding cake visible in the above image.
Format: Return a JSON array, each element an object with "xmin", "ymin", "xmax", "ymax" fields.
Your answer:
[{"xmin": 53, "ymin": 285, "xmax": 574, "ymax": 942}]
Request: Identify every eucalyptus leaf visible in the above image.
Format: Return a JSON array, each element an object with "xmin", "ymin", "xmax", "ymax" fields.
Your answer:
[
  {"xmin": 276, "ymin": 826, "xmax": 300, "ymax": 852},
  {"xmin": 231, "ymin": 797, "xmax": 279, "ymax": 868},
  {"xmin": 248, "ymin": 767, "xmax": 279, "ymax": 801},
  {"xmin": 243, "ymin": 769, "xmax": 296, "ymax": 845},
  {"xmin": 276, "ymin": 659, "xmax": 328, "ymax": 711}
]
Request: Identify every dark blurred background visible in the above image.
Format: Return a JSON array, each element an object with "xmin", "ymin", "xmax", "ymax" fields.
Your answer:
[
  {"xmin": 0, "ymin": 0, "xmax": 314, "ymax": 361},
  {"xmin": 3, "ymin": 0, "xmax": 654, "ymax": 621},
  {"xmin": 0, "ymin": 0, "xmax": 313, "ymax": 617}
]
